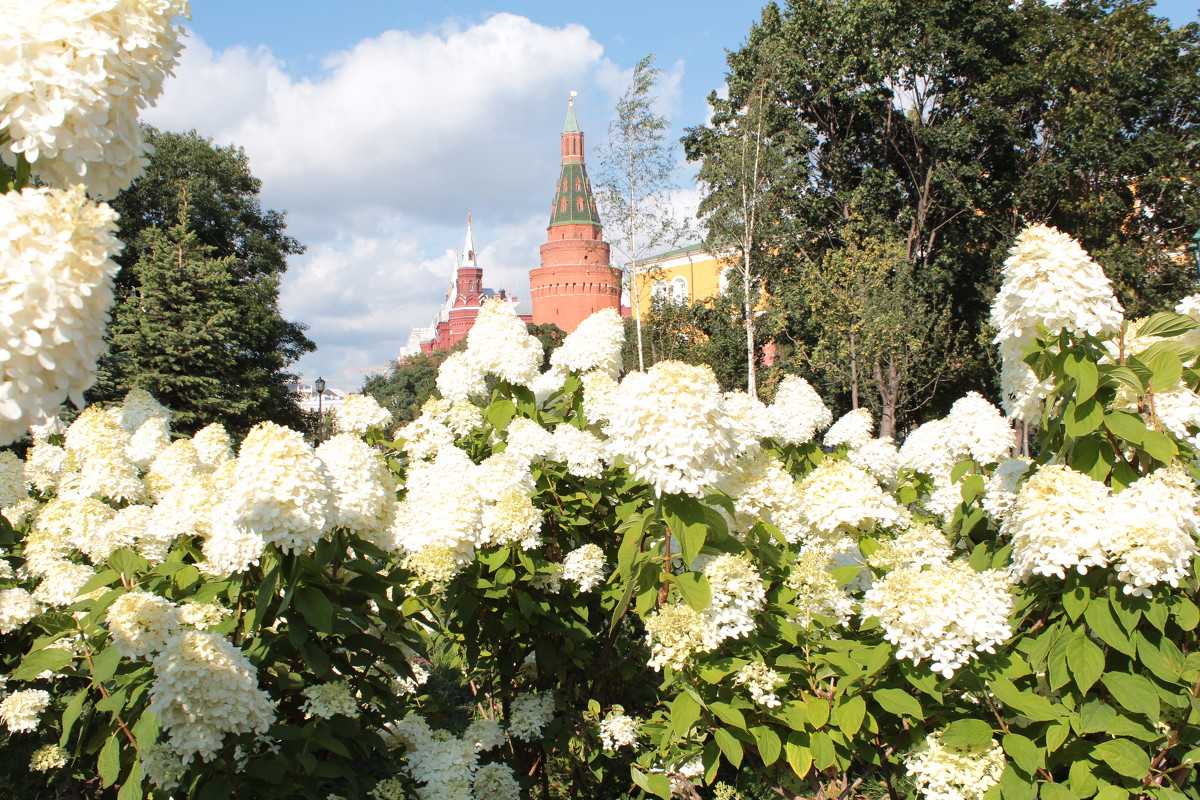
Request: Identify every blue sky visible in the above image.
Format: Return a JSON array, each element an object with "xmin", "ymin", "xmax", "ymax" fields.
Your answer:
[{"xmin": 145, "ymin": 1, "xmax": 1200, "ymax": 391}]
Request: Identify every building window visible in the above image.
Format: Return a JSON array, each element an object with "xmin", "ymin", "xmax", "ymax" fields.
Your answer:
[
  {"xmin": 671, "ymin": 276, "xmax": 689, "ymax": 304},
  {"xmin": 652, "ymin": 279, "xmax": 669, "ymax": 302},
  {"xmin": 576, "ymin": 196, "xmax": 584, "ymax": 211}
]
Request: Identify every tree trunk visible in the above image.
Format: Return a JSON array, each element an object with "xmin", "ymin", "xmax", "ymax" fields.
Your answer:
[
  {"xmin": 743, "ymin": 251, "xmax": 757, "ymax": 398},
  {"xmin": 849, "ymin": 330, "xmax": 858, "ymax": 409}
]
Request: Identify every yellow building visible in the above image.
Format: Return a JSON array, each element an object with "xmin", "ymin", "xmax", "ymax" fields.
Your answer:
[{"xmin": 628, "ymin": 243, "xmax": 736, "ymax": 318}]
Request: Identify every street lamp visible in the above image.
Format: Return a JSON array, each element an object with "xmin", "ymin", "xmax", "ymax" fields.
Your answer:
[{"xmin": 314, "ymin": 376, "xmax": 326, "ymax": 440}]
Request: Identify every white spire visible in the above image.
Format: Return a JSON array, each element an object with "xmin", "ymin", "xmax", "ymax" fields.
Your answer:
[{"xmin": 462, "ymin": 212, "xmax": 477, "ymax": 268}]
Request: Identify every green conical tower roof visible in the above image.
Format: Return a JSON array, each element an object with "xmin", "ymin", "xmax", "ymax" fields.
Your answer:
[{"xmin": 549, "ymin": 96, "xmax": 603, "ymax": 228}]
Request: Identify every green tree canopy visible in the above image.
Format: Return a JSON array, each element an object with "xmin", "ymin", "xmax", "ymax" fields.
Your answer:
[
  {"xmin": 685, "ymin": 0, "xmax": 1200, "ymax": 429},
  {"xmin": 90, "ymin": 128, "xmax": 315, "ymax": 437}
]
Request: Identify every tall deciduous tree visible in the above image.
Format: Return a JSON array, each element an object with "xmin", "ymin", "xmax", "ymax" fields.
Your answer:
[
  {"xmin": 91, "ymin": 128, "xmax": 315, "ymax": 436},
  {"xmin": 686, "ymin": 0, "xmax": 1200, "ymax": 428},
  {"xmin": 596, "ymin": 55, "xmax": 690, "ymax": 371}
]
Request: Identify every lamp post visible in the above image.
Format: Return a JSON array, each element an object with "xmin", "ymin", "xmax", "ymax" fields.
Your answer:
[{"xmin": 314, "ymin": 376, "xmax": 326, "ymax": 441}]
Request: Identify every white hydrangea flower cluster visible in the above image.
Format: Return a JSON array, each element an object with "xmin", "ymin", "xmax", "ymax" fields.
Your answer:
[
  {"xmin": 703, "ymin": 554, "xmax": 766, "ymax": 641},
  {"xmin": 581, "ymin": 370, "xmax": 620, "ymax": 424},
  {"xmin": 436, "ymin": 351, "xmax": 488, "ymax": 402},
  {"xmin": 868, "ymin": 523, "xmax": 953, "ymax": 571},
  {"xmin": 224, "ymin": 421, "xmax": 334, "ymax": 555},
  {"xmin": 390, "ymin": 445, "xmax": 484, "ymax": 582},
  {"xmin": 397, "ymin": 407, "xmax": 456, "ymax": 460},
  {"xmin": 333, "ymin": 393, "xmax": 393, "ymax": 435},
  {"xmin": 0, "ymin": 451, "xmax": 29, "ymax": 506},
  {"xmin": 981, "ymin": 458, "xmax": 1031, "ymax": 523},
  {"xmin": 861, "ymin": 561, "xmax": 1014, "ymax": 678},
  {"xmin": 735, "ymin": 662, "xmax": 785, "ymax": 707},
  {"xmin": 905, "ymin": 729, "xmax": 1006, "ymax": 800},
  {"xmin": 723, "ymin": 390, "xmax": 771, "ymax": 453},
  {"xmin": 0, "ymin": 186, "xmax": 123, "ymax": 445},
  {"xmin": 825, "ymin": 408, "xmax": 875, "ymax": 450},
  {"xmin": 604, "ymin": 361, "xmax": 742, "ymax": 498},
  {"xmin": 794, "ymin": 459, "xmax": 907, "ymax": 544},
  {"xmin": 551, "ymin": 307, "xmax": 625, "ymax": 378},
  {"xmin": 1002, "ymin": 464, "xmax": 1113, "ymax": 581},
  {"xmin": 766, "ymin": 375, "xmax": 833, "ymax": 445},
  {"xmin": 147, "ymin": 630, "xmax": 276, "ymax": 763},
  {"xmin": 59, "ymin": 407, "xmax": 144, "ymax": 503},
  {"xmin": 599, "ymin": 710, "xmax": 641, "ymax": 750},
  {"xmin": 549, "ymin": 424, "xmax": 608, "ymax": 479},
  {"xmin": 561, "ymin": 544, "xmax": 607, "ymax": 591},
  {"xmin": 468, "ymin": 299, "xmax": 544, "ymax": 387},
  {"xmin": 1, "ymin": 0, "xmax": 191, "ymax": 198},
  {"xmin": 1107, "ymin": 467, "xmax": 1200, "ymax": 597},
  {"xmin": 0, "ymin": 588, "xmax": 41, "ymax": 633},
  {"xmin": 394, "ymin": 660, "xmax": 431, "ymax": 695},
  {"xmin": 464, "ymin": 718, "xmax": 506, "ymax": 752},
  {"xmin": 718, "ymin": 450, "xmax": 806, "ymax": 543},
  {"xmin": 106, "ymin": 590, "xmax": 181, "ymax": 659},
  {"xmin": 503, "ymin": 417, "xmax": 555, "ymax": 461},
  {"xmin": 644, "ymin": 602, "xmax": 721, "ymax": 671},
  {"xmin": 140, "ymin": 743, "xmax": 185, "ymax": 793},
  {"xmin": 507, "ymin": 692, "xmax": 555, "ymax": 741},
  {"xmin": 301, "ymin": 681, "xmax": 359, "ymax": 719},
  {"xmin": 473, "ymin": 763, "xmax": 521, "ymax": 800},
  {"xmin": 849, "ymin": 436, "xmax": 902, "ymax": 485},
  {"xmin": 29, "ymin": 743, "xmax": 68, "ymax": 771},
  {"xmin": 0, "ymin": 688, "xmax": 50, "ymax": 733},
  {"xmin": 990, "ymin": 225, "xmax": 1123, "ymax": 421},
  {"xmin": 317, "ymin": 433, "xmax": 397, "ymax": 547},
  {"xmin": 479, "ymin": 486, "xmax": 543, "ymax": 550},
  {"xmin": 785, "ymin": 548, "xmax": 854, "ymax": 628}
]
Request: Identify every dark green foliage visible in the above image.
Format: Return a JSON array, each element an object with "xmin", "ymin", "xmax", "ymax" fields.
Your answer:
[
  {"xmin": 684, "ymin": 0, "xmax": 1200, "ymax": 429},
  {"xmin": 362, "ymin": 349, "xmax": 456, "ymax": 424},
  {"xmin": 90, "ymin": 128, "xmax": 314, "ymax": 437}
]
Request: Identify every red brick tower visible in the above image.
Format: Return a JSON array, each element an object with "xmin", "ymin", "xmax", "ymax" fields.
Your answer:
[{"xmin": 529, "ymin": 96, "xmax": 620, "ymax": 333}]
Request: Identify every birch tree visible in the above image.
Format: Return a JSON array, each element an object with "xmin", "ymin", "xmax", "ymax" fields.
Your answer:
[{"xmin": 596, "ymin": 55, "xmax": 690, "ymax": 371}]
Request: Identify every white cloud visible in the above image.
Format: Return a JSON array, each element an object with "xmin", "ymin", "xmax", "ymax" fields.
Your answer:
[{"xmin": 141, "ymin": 15, "xmax": 628, "ymax": 389}]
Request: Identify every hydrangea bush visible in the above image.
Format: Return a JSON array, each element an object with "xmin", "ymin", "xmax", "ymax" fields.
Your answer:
[{"xmin": 2, "ymin": 4, "xmax": 1199, "ymax": 799}]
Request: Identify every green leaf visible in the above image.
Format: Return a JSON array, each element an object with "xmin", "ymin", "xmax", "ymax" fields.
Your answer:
[
  {"xmin": 663, "ymin": 495, "xmax": 708, "ymax": 567},
  {"xmin": 873, "ymin": 688, "xmax": 924, "ymax": 719},
  {"xmin": 810, "ymin": 730, "xmax": 836, "ymax": 770},
  {"xmin": 785, "ymin": 737, "xmax": 812, "ymax": 777},
  {"xmin": 1173, "ymin": 597, "xmax": 1199, "ymax": 631},
  {"xmin": 709, "ymin": 701, "xmax": 746, "ymax": 729},
  {"xmin": 631, "ymin": 767, "xmax": 671, "ymax": 799},
  {"xmin": 1101, "ymin": 674, "xmax": 1159, "ymax": 721},
  {"xmin": 1085, "ymin": 599, "xmax": 1135, "ymax": 656},
  {"xmin": 13, "ymin": 646, "xmax": 74, "ymax": 681},
  {"xmin": 1099, "ymin": 364, "xmax": 1144, "ymax": 394},
  {"xmin": 805, "ymin": 696, "xmax": 829, "ymax": 728},
  {"xmin": 1104, "ymin": 411, "xmax": 1146, "ymax": 445},
  {"xmin": 987, "ymin": 678, "xmax": 1062, "ymax": 722},
  {"xmin": 751, "ymin": 725, "xmax": 782, "ymax": 766},
  {"xmin": 1041, "ymin": 782, "xmax": 1080, "ymax": 800},
  {"xmin": 1135, "ymin": 311, "xmax": 1200, "ymax": 339},
  {"xmin": 1064, "ymin": 399, "xmax": 1104, "ymax": 436},
  {"xmin": 1091, "ymin": 739, "xmax": 1151, "ymax": 778},
  {"xmin": 713, "ymin": 727, "xmax": 744, "ymax": 767},
  {"xmin": 1140, "ymin": 430, "xmax": 1178, "ymax": 463},
  {"xmin": 941, "ymin": 719, "xmax": 994, "ymax": 748},
  {"xmin": 59, "ymin": 688, "xmax": 89, "ymax": 746},
  {"xmin": 1066, "ymin": 635, "xmax": 1105, "ymax": 693},
  {"xmin": 673, "ymin": 572, "xmax": 711, "ymax": 611},
  {"xmin": 1094, "ymin": 785, "xmax": 1131, "ymax": 800},
  {"xmin": 98, "ymin": 735, "xmax": 122, "ymax": 788},
  {"xmin": 117, "ymin": 762, "xmax": 144, "ymax": 800},
  {"xmin": 91, "ymin": 645, "xmax": 122, "ymax": 683},
  {"xmin": 1065, "ymin": 352, "xmax": 1099, "ymax": 400},
  {"xmin": 248, "ymin": 560, "xmax": 280, "ymax": 632},
  {"xmin": 670, "ymin": 692, "xmax": 702, "ymax": 738},
  {"xmin": 107, "ymin": 549, "xmax": 148, "ymax": 579},
  {"xmin": 1140, "ymin": 342, "xmax": 1187, "ymax": 393},
  {"xmin": 833, "ymin": 696, "xmax": 866, "ymax": 737},
  {"xmin": 1002, "ymin": 734, "xmax": 1043, "ymax": 774},
  {"xmin": 1062, "ymin": 586, "xmax": 1088, "ymax": 621},
  {"xmin": 295, "ymin": 587, "xmax": 334, "ymax": 632}
]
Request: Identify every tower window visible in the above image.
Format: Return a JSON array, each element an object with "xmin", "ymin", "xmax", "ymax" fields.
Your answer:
[
  {"xmin": 576, "ymin": 197, "xmax": 584, "ymax": 211},
  {"xmin": 559, "ymin": 198, "xmax": 567, "ymax": 212},
  {"xmin": 575, "ymin": 178, "xmax": 582, "ymax": 191}
]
